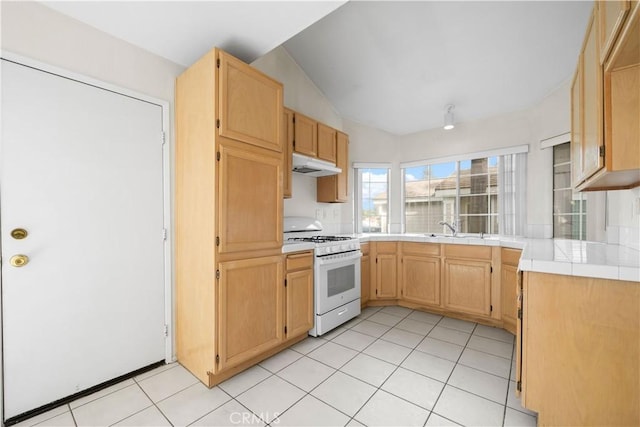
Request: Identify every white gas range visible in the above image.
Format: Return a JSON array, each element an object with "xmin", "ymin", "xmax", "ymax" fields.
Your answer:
[{"xmin": 284, "ymin": 217, "xmax": 361, "ymax": 336}]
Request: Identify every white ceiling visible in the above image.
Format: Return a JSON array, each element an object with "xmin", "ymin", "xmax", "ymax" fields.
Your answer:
[
  {"xmin": 41, "ymin": 1, "xmax": 346, "ymax": 66},
  {"xmin": 41, "ymin": 0, "xmax": 593, "ymax": 135}
]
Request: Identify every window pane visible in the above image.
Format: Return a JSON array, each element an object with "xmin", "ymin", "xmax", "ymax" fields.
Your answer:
[
  {"xmin": 554, "ymin": 163, "xmax": 571, "ymax": 189},
  {"xmin": 553, "ymin": 189, "xmax": 573, "ymax": 214},
  {"xmin": 554, "ymin": 214, "xmax": 576, "ymax": 239},
  {"xmin": 404, "ymin": 162, "xmax": 456, "ymax": 234},
  {"xmin": 359, "ymin": 168, "xmax": 389, "ymax": 233},
  {"xmin": 554, "ymin": 143, "xmax": 571, "ymax": 164}
]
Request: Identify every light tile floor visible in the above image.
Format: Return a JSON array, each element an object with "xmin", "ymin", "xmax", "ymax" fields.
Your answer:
[{"xmin": 16, "ymin": 306, "xmax": 537, "ymax": 427}]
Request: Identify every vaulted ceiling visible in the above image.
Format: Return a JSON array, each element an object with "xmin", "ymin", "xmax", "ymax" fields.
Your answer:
[{"xmin": 41, "ymin": 1, "xmax": 593, "ymax": 135}]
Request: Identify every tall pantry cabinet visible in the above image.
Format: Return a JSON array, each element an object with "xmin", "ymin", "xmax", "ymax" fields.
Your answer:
[{"xmin": 175, "ymin": 48, "xmax": 286, "ymax": 386}]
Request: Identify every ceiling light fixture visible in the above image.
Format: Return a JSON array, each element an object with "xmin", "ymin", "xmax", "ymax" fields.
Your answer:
[{"xmin": 444, "ymin": 104, "xmax": 455, "ymax": 130}]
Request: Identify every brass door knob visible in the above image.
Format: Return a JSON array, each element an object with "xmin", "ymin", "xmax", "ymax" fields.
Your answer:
[
  {"xmin": 11, "ymin": 228, "xmax": 28, "ymax": 240},
  {"xmin": 10, "ymin": 255, "xmax": 29, "ymax": 267}
]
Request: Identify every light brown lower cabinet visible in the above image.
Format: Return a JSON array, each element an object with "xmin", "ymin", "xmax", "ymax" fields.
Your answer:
[
  {"xmin": 518, "ymin": 271, "xmax": 639, "ymax": 425},
  {"xmin": 360, "ymin": 243, "xmax": 371, "ymax": 306},
  {"xmin": 285, "ymin": 251, "xmax": 314, "ymax": 338},
  {"xmin": 217, "ymin": 256, "xmax": 284, "ymax": 373},
  {"xmin": 400, "ymin": 243, "xmax": 441, "ymax": 307},
  {"xmin": 501, "ymin": 248, "xmax": 522, "ymax": 335},
  {"xmin": 442, "ymin": 245, "xmax": 493, "ymax": 318}
]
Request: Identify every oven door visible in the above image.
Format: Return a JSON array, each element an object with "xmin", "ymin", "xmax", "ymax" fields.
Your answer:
[{"xmin": 315, "ymin": 251, "xmax": 361, "ymax": 315}]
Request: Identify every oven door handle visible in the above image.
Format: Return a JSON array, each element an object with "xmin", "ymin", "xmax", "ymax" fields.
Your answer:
[{"xmin": 315, "ymin": 251, "xmax": 362, "ymax": 265}]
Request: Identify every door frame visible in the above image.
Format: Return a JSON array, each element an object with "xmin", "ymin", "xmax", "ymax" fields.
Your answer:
[{"xmin": 0, "ymin": 50, "xmax": 174, "ymax": 420}]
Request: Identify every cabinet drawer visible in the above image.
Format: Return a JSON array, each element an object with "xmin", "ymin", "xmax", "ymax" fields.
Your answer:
[
  {"xmin": 375, "ymin": 242, "xmax": 397, "ymax": 253},
  {"xmin": 501, "ymin": 248, "xmax": 522, "ymax": 266},
  {"xmin": 402, "ymin": 242, "xmax": 440, "ymax": 256},
  {"xmin": 286, "ymin": 251, "xmax": 313, "ymax": 271},
  {"xmin": 444, "ymin": 244, "xmax": 491, "ymax": 260},
  {"xmin": 360, "ymin": 243, "xmax": 370, "ymax": 255}
]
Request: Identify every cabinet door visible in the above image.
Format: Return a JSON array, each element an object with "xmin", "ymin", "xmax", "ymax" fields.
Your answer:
[
  {"xmin": 317, "ymin": 123, "xmax": 337, "ymax": 163},
  {"xmin": 599, "ymin": 0, "xmax": 630, "ymax": 63},
  {"xmin": 582, "ymin": 9, "xmax": 605, "ymax": 180},
  {"xmin": 293, "ymin": 113, "xmax": 317, "ymax": 157},
  {"xmin": 336, "ymin": 132, "xmax": 349, "ymax": 202},
  {"xmin": 283, "ymin": 108, "xmax": 294, "ymax": 199},
  {"xmin": 571, "ymin": 64, "xmax": 584, "ymax": 186},
  {"xmin": 361, "ymin": 254, "xmax": 371, "ymax": 305},
  {"xmin": 317, "ymin": 132, "xmax": 349, "ymax": 203},
  {"xmin": 443, "ymin": 259, "xmax": 492, "ymax": 317},
  {"xmin": 218, "ymin": 140, "xmax": 283, "ymax": 254},
  {"xmin": 217, "ymin": 256, "xmax": 284, "ymax": 372},
  {"xmin": 501, "ymin": 264, "xmax": 518, "ymax": 334},
  {"xmin": 218, "ymin": 51, "xmax": 283, "ymax": 152},
  {"xmin": 376, "ymin": 254, "xmax": 398, "ymax": 299},
  {"xmin": 286, "ymin": 269, "xmax": 314, "ymax": 338},
  {"xmin": 401, "ymin": 255, "xmax": 441, "ymax": 306}
]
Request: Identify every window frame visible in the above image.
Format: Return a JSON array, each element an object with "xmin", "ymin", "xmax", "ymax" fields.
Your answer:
[
  {"xmin": 400, "ymin": 146, "xmax": 528, "ymax": 236},
  {"xmin": 353, "ymin": 164, "xmax": 391, "ymax": 234}
]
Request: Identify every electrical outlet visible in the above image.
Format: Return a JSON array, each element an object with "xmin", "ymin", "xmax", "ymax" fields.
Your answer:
[
  {"xmin": 634, "ymin": 197, "xmax": 640, "ymax": 216},
  {"xmin": 315, "ymin": 208, "xmax": 323, "ymax": 220}
]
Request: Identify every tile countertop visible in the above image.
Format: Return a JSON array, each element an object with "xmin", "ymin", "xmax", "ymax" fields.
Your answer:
[{"xmin": 354, "ymin": 234, "xmax": 640, "ymax": 282}]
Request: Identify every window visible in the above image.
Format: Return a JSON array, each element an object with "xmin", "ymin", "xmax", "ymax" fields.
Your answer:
[
  {"xmin": 355, "ymin": 166, "xmax": 390, "ymax": 233},
  {"xmin": 553, "ymin": 142, "xmax": 586, "ymax": 239},
  {"xmin": 402, "ymin": 152, "xmax": 525, "ymax": 235}
]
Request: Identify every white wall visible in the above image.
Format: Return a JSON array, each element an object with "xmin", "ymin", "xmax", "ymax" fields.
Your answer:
[
  {"xmin": 252, "ymin": 46, "xmax": 349, "ymax": 233},
  {"xmin": 0, "ymin": 5, "xmax": 186, "ymax": 415},
  {"xmin": 346, "ymin": 79, "xmax": 640, "ymax": 245}
]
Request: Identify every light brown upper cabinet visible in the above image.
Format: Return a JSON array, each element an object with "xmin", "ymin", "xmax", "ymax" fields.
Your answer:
[
  {"xmin": 283, "ymin": 108, "xmax": 294, "ymax": 199},
  {"xmin": 217, "ymin": 138, "xmax": 283, "ymax": 254},
  {"xmin": 582, "ymin": 7, "xmax": 604, "ymax": 182},
  {"xmin": 218, "ymin": 51, "xmax": 283, "ymax": 153},
  {"xmin": 317, "ymin": 123, "xmax": 337, "ymax": 163},
  {"xmin": 573, "ymin": 2, "xmax": 640, "ymax": 191},
  {"xmin": 598, "ymin": 0, "xmax": 630, "ymax": 63},
  {"xmin": 317, "ymin": 131, "xmax": 349, "ymax": 203},
  {"xmin": 293, "ymin": 112, "xmax": 317, "ymax": 157}
]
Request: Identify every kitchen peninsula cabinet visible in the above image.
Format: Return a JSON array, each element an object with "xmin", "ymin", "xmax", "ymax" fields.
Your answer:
[
  {"xmin": 500, "ymin": 248, "xmax": 521, "ymax": 335},
  {"xmin": 176, "ymin": 47, "xmax": 293, "ymax": 387},
  {"xmin": 317, "ymin": 131, "xmax": 349, "ymax": 203},
  {"xmin": 292, "ymin": 112, "xmax": 317, "ymax": 157},
  {"xmin": 399, "ymin": 242, "xmax": 441, "ymax": 307},
  {"xmin": 518, "ymin": 272, "xmax": 639, "ymax": 425},
  {"xmin": 285, "ymin": 251, "xmax": 314, "ymax": 338},
  {"xmin": 573, "ymin": 1, "xmax": 640, "ymax": 191},
  {"xmin": 371, "ymin": 242, "xmax": 398, "ymax": 300},
  {"xmin": 360, "ymin": 243, "xmax": 371, "ymax": 306},
  {"xmin": 442, "ymin": 245, "xmax": 493, "ymax": 318}
]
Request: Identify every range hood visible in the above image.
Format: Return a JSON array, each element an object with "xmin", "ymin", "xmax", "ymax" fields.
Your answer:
[{"xmin": 292, "ymin": 153, "xmax": 341, "ymax": 177}]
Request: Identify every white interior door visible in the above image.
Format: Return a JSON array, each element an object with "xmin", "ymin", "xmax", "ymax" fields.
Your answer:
[{"xmin": 1, "ymin": 59, "xmax": 167, "ymax": 418}]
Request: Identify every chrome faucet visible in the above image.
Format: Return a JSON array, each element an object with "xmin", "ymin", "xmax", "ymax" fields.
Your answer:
[{"xmin": 439, "ymin": 220, "xmax": 457, "ymax": 236}]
